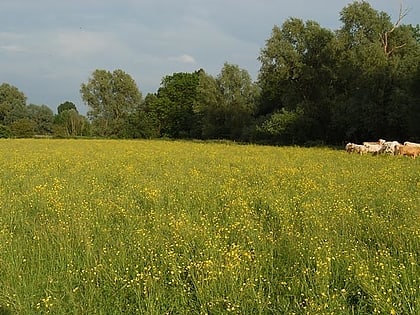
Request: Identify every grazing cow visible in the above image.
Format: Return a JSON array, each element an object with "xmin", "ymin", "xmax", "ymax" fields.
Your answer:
[
  {"xmin": 397, "ymin": 144, "xmax": 420, "ymax": 159},
  {"xmin": 353, "ymin": 144, "xmax": 368, "ymax": 155},
  {"xmin": 363, "ymin": 142, "xmax": 384, "ymax": 155},
  {"xmin": 403, "ymin": 141, "xmax": 420, "ymax": 147},
  {"xmin": 382, "ymin": 141, "xmax": 401, "ymax": 155},
  {"xmin": 345, "ymin": 143, "xmax": 368, "ymax": 155},
  {"xmin": 345, "ymin": 143, "xmax": 355, "ymax": 153}
]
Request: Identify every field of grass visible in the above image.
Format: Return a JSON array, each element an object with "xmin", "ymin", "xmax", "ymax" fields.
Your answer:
[{"xmin": 0, "ymin": 139, "xmax": 419, "ymax": 314}]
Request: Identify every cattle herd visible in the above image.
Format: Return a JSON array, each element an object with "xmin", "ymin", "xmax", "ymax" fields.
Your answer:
[{"xmin": 345, "ymin": 139, "xmax": 420, "ymax": 158}]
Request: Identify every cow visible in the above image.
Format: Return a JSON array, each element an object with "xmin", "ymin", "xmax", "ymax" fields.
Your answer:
[
  {"xmin": 396, "ymin": 144, "xmax": 420, "ymax": 159},
  {"xmin": 382, "ymin": 141, "xmax": 401, "ymax": 155},
  {"xmin": 345, "ymin": 143, "xmax": 368, "ymax": 155},
  {"xmin": 403, "ymin": 141, "xmax": 420, "ymax": 147},
  {"xmin": 363, "ymin": 142, "xmax": 385, "ymax": 155},
  {"xmin": 345, "ymin": 142, "xmax": 355, "ymax": 153},
  {"xmin": 353, "ymin": 144, "xmax": 368, "ymax": 155}
]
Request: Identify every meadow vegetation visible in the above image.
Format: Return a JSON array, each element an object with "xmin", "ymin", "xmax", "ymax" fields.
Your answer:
[{"xmin": 0, "ymin": 139, "xmax": 419, "ymax": 314}]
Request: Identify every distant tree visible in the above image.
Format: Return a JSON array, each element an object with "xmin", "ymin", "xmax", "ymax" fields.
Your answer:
[
  {"xmin": 0, "ymin": 83, "xmax": 27, "ymax": 125},
  {"xmin": 332, "ymin": 1, "xmax": 420, "ymax": 141},
  {"xmin": 196, "ymin": 64, "xmax": 258, "ymax": 140},
  {"xmin": 148, "ymin": 71, "xmax": 201, "ymax": 138},
  {"xmin": 10, "ymin": 118, "xmax": 35, "ymax": 138},
  {"xmin": 256, "ymin": 2, "xmax": 420, "ymax": 144},
  {"xmin": 54, "ymin": 109, "xmax": 90, "ymax": 137},
  {"xmin": 58, "ymin": 101, "xmax": 78, "ymax": 115},
  {"xmin": 194, "ymin": 71, "xmax": 222, "ymax": 138},
  {"xmin": 26, "ymin": 104, "xmax": 54, "ymax": 135},
  {"xmin": 80, "ymin": 69, "xmax": 142, "ymax": 137},
  {"xmin": 123, "ymin": 94, "xmax": 161, "ymax": 138},
  {"xmin": 0, "ymin": 124, "xmax": 11, "ymax": 138},
  {"xmin": 257, "ymin": 18, "xmax": 336, "ymax": 143}
]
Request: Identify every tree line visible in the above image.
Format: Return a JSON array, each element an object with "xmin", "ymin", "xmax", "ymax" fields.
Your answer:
[{"xmin": 1, "ymin": 2, "xmax": 419, "ymax": 144}]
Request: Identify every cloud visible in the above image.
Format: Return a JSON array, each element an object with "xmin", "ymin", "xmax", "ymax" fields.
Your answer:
[
  {"xmin": 168, "ymin": 54, "xmax": 197, "ymax": 64},
  {"xmin": 54, "ymin": 30, "xmax": 117, "ymax": 58},
  {"xmin": 0, "ymin": 44, "xmax": 26, "ymax": 53},
  {"xmin": 0, "ymin": 32, "xmax": 27, "ymax": 53}
]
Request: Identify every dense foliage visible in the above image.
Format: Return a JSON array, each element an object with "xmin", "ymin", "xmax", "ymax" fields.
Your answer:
[
  {"xmin": 80, "ymin": 69, "xmax": 142, "ymax": 137},
  {"xmin": 1, "ymin": 2, "xmax": 419, "ymax": 143}
]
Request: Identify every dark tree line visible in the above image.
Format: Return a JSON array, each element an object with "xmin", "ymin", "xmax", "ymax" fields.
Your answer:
[{"xmin": 1, "ymin": 2, "xmax": 419, "ymax": 144}]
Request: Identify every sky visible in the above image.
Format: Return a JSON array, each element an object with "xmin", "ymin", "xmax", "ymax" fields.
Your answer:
[{"xmin": 1, "ymin": 0, "xmax": 419, "ymax": 114}]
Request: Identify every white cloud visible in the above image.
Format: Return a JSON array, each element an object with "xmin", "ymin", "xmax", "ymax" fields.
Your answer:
[
  {"xmin": 0, "ymin": 32, "xmax": 27, "ymax": 53},
  {"xmin": 54, "ymin": 30, "xmax": 117, "ymax": 58},
  {"xmin": 169, "ymin": 54, "xmax": 197, "ymax": 64},
  {"xmin": 0, "ymin": 44, "xmax": 26, "ymax": 53},
  {"xmin": 0, "ymin": 31, "xmax": 24, "ymax": 40}
]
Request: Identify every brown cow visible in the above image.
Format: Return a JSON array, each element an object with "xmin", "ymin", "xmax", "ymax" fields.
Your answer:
[
  {"xmin": 404, "ymin": 141, "xmax": 420, "ymax": 147},
  {"xmin": 397, "ymin": 144, "xmax": 420, "ymax": 159}
]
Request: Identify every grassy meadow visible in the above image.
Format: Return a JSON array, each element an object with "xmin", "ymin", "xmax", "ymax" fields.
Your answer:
[{"xmin": 0, "ymin": 139, "xmax": 419, "ymax": 314}]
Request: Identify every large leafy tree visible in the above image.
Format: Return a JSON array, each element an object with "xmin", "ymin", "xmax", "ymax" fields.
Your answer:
[
  {"xmin": 10, "ymin": 118, "xmax": 36, "ymax": 138},
  {"xmin": 333, "ymin": 1, "xmax": 420, "ymax": 142},
  {"xmin": 194, "ymin": 70, "xmax": 222, "ymax": 139},
  {"xmin": 124, "ymin": 93, "xmax": 161, "ymax": 139},
  {"xmin": 257, "ymin": 18, "xmax": 336, "ymax": 143},
  {"xmin": 196, "ymin": 63, "xmax": 258, "ymax": 140},
  {"xmin": 257, "ymin": 2, "xmax": 420, "ymax": 144},
  {"xmin": 26, "ymin": 104, "xmax": 54, "ymax": 135},
  {"xmin": 54, "ymin": 101, "xmax": 90, "ymax": 137},
  {"xmin": 57, "ymin": 101, "xmax": 78, "ymax": 115},
  {"xmin": 0, "ymin": 83, "xmax": 27, "ymax": 125},
  {"xmin": 148, "ymin": 71, "xmax": 202, "ymax": 138},
  {"xmin": 80, "ymin": 69, "xmax": 142, "ymax": 137}
]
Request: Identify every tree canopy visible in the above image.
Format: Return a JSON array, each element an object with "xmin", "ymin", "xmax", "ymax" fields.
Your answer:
[
  {"xmin": 0, "ymin": 83, "xmax": 27, "ymax": 126},
  {"xmin": 58, "ymin": 101, "xmax": 78, "ymax": 115},
  {"xmin": 80, "ymin": 69, "xmax": 142, "ymax": 137},
  {"xmin": 196, "ymin": 63, "xmax": 258, "ymax": 140},
  {"xmin": 256, "ymin": 1, "xmax": 420, "ymax": 144}
]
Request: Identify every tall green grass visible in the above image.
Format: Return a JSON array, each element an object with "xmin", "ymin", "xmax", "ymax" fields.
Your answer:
[{"xmin": 0, "ymin": 139, "xmax": 419, "ymax": 314}]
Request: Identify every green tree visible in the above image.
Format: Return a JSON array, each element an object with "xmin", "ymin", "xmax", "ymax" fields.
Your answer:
[
  {"xmin": 55, "ymin": 109, "xmax": 90, "ymax": 137},
  {"xmin": 26, "ymin": 104, "xmax": 54, "ymax": 135},
  {"xmin": 57, "ymin": 101, "xmax": 78, "ymax": 115},
  {"xmin": 257, "ymin": 18, "xmax": 336, "ymax": 143},
  {"xmin": 194, "ymin": 71, "xmax": 223, "ymax": 138},
  {"xmin": 0, "ymin": 124, "xmax": 11, "ymax": 138},
  {"xmin": 196, "ymin": 64, "xmax": 258, "ymax": 140},
  {"xmin": 148, "ymin": 71, "xmax": 201, "ymax": 138},
  {"xmin": 256, "ymin": 108, "xmax": 304, "ymax": 144},
  {"xmin": 10, "ymin": 118, "xmax": 35, "ymax": 138},
  {"xmin": 333, "ymin": 1, "xmax": 420, "ymax": 141},
  {"xmin": 123, "ymin": 94, "xmax": 161, "ymax": 139},
  {"xmin": 80, "ymin": 69, "xmax": 142, "ymax": 137},
  {"xmin": 0, "ymin": 83, "xmax": 27, "ymax": 125},
  {"xmin": 54, "ymin": 102, "xmax": 90, "ymax": 137}
]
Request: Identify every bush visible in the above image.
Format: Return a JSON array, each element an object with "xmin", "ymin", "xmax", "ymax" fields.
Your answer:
[
  {"xmin": 10, "ymin": 118, "xmax": 36, "ymax": 138},
  {"xmin": 0, "ymin": 124, "xmax": 11, "ymax": 138}
]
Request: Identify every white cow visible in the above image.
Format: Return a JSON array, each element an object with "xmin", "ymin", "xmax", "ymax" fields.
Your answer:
[
  {"xmin": 363, "ymin": 142, "xmax": 384, "ymax": 155},
  {"xmin": 345, "ymin": 142, "xmax": 355, "ymax": 153},
  {"xmin": 353, "ymin": 144, "xmax": 368, "ymax": 155},
  {"xmin": 382, "ymin": 141, "xmax": 401, "ymax": 155}
]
